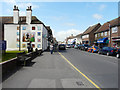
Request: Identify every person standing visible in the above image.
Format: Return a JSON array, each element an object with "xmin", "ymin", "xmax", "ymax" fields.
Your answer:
[{"xmin": 50, "ymin": 43, "xmax": 54, "ymax": 54}]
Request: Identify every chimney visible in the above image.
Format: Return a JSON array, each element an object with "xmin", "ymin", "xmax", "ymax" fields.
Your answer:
[
  {"xmin": 13, "ymin": 5, "xmax": 19, "ymax": 24},
  {"xmin": 26, "ymin": 6, "xmax": 32, "ymax": 24}
]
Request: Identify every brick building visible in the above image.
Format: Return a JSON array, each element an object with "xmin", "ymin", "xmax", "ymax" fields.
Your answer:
[
  {"xmin": 94, "ymin": 17, "xmax": 120, "ymax": 47},
  {"xmin": 82, "ymin": 23, "xmax": 101, "ymax": 45}
]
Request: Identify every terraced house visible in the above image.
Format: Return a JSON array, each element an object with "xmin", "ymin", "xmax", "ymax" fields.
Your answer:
[
  {"xmin": 82, "ymin": 23, "xmax": 101, "ymax": 45},
  {"xmin": 1, "ymin": 5, "xmax": 50, "ymax": 51},
  {"xmin": 94, "ymin": 17, "xmax": 120, "ymax": 47}
]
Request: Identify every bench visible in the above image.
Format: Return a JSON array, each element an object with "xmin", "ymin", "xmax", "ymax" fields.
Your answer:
[{"xmin": 17, "ymin": 51, "xmax": 32, "ymax": 66}]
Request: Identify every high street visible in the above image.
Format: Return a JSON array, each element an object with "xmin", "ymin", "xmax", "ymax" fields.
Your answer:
[{"xmin": 2, "ymin": 48, "xmax": 118, "ymax": 89}]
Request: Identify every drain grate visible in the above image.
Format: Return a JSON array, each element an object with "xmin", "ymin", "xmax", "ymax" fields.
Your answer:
[{"xmin": 76, "ymin": 81, "xmax": 84, "ymax": 86}]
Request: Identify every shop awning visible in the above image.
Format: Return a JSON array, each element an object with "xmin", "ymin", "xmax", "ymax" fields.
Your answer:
[{"xmin": 97, "ymin": 37, "xmax": 108, "ymax": 43}]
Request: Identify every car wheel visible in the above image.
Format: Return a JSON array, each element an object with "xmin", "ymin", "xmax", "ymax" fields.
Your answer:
[
  {"xmin": 107, "ymin": 52, "xmax": 110, "ymax": 56},
  {"xmin": 116, "ymin": 54, "xmax": 120, "ymax": 58}
]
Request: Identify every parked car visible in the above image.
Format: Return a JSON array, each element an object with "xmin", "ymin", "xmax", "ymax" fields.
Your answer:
[
  {"xmin": 58, "ymin": 44, "xmax": 66, "ymax": 50},
  {"xmin": 78, "ymin": 44, "xmax": 83, "ymax": 50},
  {"xmin": 88, "ymin": 46, "xmax": 99, "ymax": 53},
  {"xmin": 98, "ymin": 47, "xmax": 117, "ymax": 56},
  {"xmin": 74, "ymin": 45, "xmax": 78, "ymax": 49},
  {"xmin": 70, "ymin": 44, "xmax": 75, "ymax": 48},
  {"xmin": 66, "ymin": 44, "xmax": 71, "ymax": 48},
  {"xmin": 81, "ymin": 44, "xmax": 90, "ymax": 51},
  {"xmin": 116, "ymin": 48, "xmax": 120, "ymax": 58}
]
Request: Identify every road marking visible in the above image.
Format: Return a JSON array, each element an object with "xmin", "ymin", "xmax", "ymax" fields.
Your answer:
[{"xmin": 58, "ymin": 52, "xmax": 101, "ymax": 90}]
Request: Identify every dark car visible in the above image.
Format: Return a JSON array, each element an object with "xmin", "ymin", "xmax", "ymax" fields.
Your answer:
[
  {"xmin": 98, "ymin": 47, "xmax": 117, "ymax": 56},
  {"xmin": 59, "ymin": 44, "xmax": 66, "ymax": 50},
  {"xmin": 78, "ymin": 44, "xmax": 83, "ymax": 50},
  {"xmin": 81, "ymin": 44, "xmax": 90, "ymax": 51},
  {"xmin": 70, "ymin": 44, "xmax": 75, "ymax": 48},
  {"xmin": 66, "ymin": 44, "xmax": 71, "ymax": 48},
  {"xmin": 116, "ymin": 48, "xmax": 120, "ymax": 58}
]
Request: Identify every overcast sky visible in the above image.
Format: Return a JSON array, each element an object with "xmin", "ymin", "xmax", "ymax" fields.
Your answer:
[{"xmin": 0, "ymin": 0, "xmax": 119, "ymax": 41}]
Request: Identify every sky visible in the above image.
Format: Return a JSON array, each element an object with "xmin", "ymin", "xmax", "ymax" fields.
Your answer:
[{"xmin": 0, "ymin": 0, "xmax": 119, "ymax": 41}]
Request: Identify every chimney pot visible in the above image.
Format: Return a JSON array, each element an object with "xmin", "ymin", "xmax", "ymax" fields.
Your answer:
[{"xmin": 14, "ymin": 5, "xmax": 16, "ymax": 9}]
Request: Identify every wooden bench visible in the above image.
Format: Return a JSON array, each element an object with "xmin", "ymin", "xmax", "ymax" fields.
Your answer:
[{"xmin": 17, "ymin": 51, "xmax": 32, "ymax": 66}]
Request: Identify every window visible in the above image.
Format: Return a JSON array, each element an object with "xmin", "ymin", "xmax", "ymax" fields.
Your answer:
[
  {"xmin": 22, "ymin": 26, "xmax": 26, "ymax": 30},
  {"xmin": 38, "ymin": 32, "xmax": 41, "ymax": 36},
  {"xmin": 38, "ymin": 26, "xmax": 41, "ymax": 30},
  {"xmin": 98, "ymin": 33, "xmax": 100, "ymax": 37},
  {"xmin": 105, "ymin": 32, "xmax": 107, "ymax": 36},
  {"xmin": 95, "ymin": 34, "xmax": 97, "ymax": 38},
  {"xmin": 101, "ymin": 32, "xmax": 103, "ymax": 36},
  {"xmin": 32, "ymin": 26, "xmax": 35, "ymax": 30},
  {"xmin": 112, "ymin": 27, "xmax": 118, "ymax": 33}
]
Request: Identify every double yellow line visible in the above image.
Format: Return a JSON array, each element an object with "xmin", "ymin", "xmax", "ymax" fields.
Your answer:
[{"xmin": 58, "ymin": 52, "xmax": 101, "ymax": 90}]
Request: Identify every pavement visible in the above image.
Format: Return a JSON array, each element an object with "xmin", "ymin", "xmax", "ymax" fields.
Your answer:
[
  {"xmin": 2, "ymin": 50, "xmax": 95, "ymax": 88},
  {"xmin": 59, "ymin": 48, "xmax": 118, "ymax": 88}
]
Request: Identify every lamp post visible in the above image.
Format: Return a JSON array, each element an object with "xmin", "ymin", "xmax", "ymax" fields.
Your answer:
[
  {"xmin": 19, "ymin": 18, "xmax": 22, "ymax": 51},
  {"xmin": 108, "ymin": 22, "xmax": 111, "ymax": 47}
]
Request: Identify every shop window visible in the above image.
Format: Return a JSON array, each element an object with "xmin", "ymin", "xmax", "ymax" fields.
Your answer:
[{"xmin": 32, "ymin": 26, "xmax": 35, "ymax": 30}]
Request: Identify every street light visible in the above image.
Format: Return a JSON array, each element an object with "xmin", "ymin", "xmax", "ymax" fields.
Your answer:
[
  {"xmin": 108, "ymin": 22, "xmax": 111, "ymax": 47},
  {"xmin": 19, "ymin": 18, "xmax": 22, "ymax": 51}
]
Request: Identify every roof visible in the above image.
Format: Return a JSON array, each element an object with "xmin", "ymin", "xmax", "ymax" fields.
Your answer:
[
  {"xmin": 46, "ymin": 26, "xmax": 52, "ymax": 35},
  {"xmin": 75, "ymin": 33, "xmax": 83, "ymax": 37},
  {"xmin": 95, "ymin": 17, "xmax": 120, "ymax": 33},
  {"xmin": 0, "ymin": 16, "xmax": 43, "ymax": 24},
  {"xmin": 83, "ymin": 23, "xmax": 101, "ymax": 35}
]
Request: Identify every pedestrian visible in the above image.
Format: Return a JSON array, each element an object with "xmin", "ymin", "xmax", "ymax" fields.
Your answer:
[{"xmin": 50, "ymin": 43, "xmax": 54, "ymax": 54}]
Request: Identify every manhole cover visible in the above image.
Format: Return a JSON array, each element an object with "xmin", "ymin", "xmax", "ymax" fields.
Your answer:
[{"xmin": 76, "ymin": 81, "xmax": 84, "ymax": 86}]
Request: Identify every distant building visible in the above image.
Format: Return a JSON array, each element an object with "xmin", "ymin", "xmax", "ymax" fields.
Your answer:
[
  {"xmin": 1, "ymin": 5, "xmax": 49, "ymax": 51},
  {"xmin": 82, "ymin": 23, "xmax": 101, "ymax": 45},
  {"xmin": 95, "ymin": 17, "xmax": 120, "ymax": 47},
  {"xmin": 75, "ymin": 33, "xmax": 83, "ymax": 44}
]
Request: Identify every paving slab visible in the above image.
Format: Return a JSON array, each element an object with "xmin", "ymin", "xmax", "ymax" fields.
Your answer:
[{"xmin": 2, "ymin": 52, "xmax": 95, "ymax": 88}]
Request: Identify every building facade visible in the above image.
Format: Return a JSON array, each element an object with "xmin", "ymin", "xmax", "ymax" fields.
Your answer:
[
  {"xmin": 82, "ymin": 23, "xmax": 101, "ymax": 45},
  {"xmin": 95, "ymin": 17, "xmax": 120, "ymax": 47},
  {"xmin": 3, "ymin": 6, "xmax": 48, "ymax": 51}
]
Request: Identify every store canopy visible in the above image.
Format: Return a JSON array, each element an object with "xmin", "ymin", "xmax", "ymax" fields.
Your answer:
[{"xmin": 97, "ymin": 37, "xmax": 108, "ymax": 43}]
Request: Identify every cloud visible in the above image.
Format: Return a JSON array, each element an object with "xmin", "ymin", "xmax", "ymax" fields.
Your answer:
[
  {"xmin": 53, "ymin": 29, "xmax": 82, "ymax": 41},
  {"xmin": 99, "ymin": 4, "xmax": 106, "ymax": 11},
  {"xmin": 93, "ymin": 14, "xmax": 103, "ymax": 20}
]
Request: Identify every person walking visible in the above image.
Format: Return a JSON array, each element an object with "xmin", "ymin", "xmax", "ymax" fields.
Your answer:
[{"xmin": 50, "ymin": 43, "xmax": 54, "ymax": 54}]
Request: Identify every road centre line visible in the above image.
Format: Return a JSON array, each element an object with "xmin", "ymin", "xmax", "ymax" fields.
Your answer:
[{"xmin": 58, "ymin": 52, "xmax": 101, "ymax": 90}]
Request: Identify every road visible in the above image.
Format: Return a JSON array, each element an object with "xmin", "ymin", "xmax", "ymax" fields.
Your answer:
[
  {"xmin": 59, "ymin": 48, "xmax": 118, "ymax": 88},
  {"xmin": 2, "ymin": 48, "xmax": 118, "ymax": 89}
]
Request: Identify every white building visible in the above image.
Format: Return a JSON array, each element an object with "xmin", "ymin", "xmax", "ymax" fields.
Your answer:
[
  {"xmin": 75, "ymin": 33, "xmax": 82, "ymax": 44},
  {"xmin": 3, "ymin": 5, "xmax": 48, "ymax": 51}
]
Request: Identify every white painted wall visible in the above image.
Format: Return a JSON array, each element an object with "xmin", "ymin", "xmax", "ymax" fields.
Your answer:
[{"xmin": 4, "ymin": 23, "xmax": 48, "ymax": 51}]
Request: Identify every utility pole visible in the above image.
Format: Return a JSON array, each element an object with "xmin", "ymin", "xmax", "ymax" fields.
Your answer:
[{"xmin": 108, "ymin": 22, "xmax": 111, "ymax": 47}]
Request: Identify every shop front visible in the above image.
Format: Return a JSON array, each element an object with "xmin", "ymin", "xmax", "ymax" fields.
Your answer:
[
  {"xmin": 112, "ymin": 36, "xmax": 120, "ymax": 47},
  {"xmin": 97, "ymin": 37, "xmax": 109, "ymax": 48}
]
